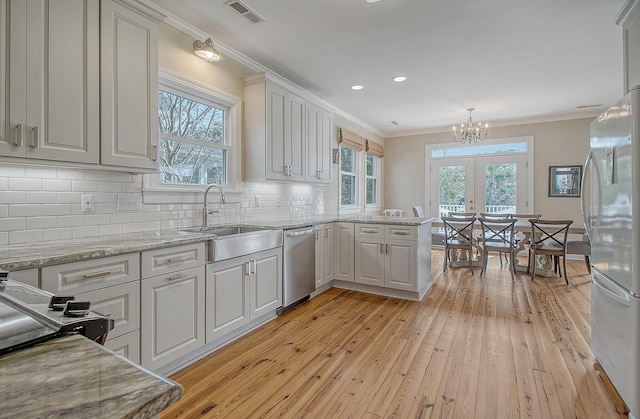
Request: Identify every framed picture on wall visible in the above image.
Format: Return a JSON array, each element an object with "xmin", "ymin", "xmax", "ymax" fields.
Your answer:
[{"xmin": 548, "ymin": 165, "xmax": 582, "ymax": 197}]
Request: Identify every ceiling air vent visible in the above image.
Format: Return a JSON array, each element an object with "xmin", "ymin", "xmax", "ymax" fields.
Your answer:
[{"xmin": 226, "ymin": 1, "xmax": 265, "ymax": 24}]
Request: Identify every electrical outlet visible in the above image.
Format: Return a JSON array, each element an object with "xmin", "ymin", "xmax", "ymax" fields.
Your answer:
[
  {"xmin": 117, "ymin": 193, "xmax": 142, "ymax": 212},
  {"xmin": 255, "ymin": 195, "xmax": 261, "ymax": 207},
  {"xmin": 81, "ymin": 195, "xmax": 94, "ymax": 213}
]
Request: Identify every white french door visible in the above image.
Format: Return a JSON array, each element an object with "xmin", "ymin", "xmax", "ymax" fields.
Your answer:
[{"xmin": 430, "ymin": 153, "xmax": 528, "ymax": 217}]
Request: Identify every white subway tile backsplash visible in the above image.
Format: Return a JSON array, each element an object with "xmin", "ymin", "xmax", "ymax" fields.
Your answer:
[
  {"xmin": 42, "ymin": 228, "xmax": 73, "ymax": 241},
  {"xmin": 25, "ymin": 191, "xmax": 57, "ymax": 204},
  {"xmin": 9, "ymin": 205, "xmax": 43, "ymax": 218},
  {"xmin": 26, "ymin": 216, "xmax": 58, "ymax": 229},
  {"xmin": 0, "ymin": 164, "xmax": 325, "ymax": 243},
  {"xmin": 0, "ymin": 191, "xmax": 26, "ymax": 204},
  {"xmin": 9, "ymin": 229, "xmax": 43, "ymax": 244}
]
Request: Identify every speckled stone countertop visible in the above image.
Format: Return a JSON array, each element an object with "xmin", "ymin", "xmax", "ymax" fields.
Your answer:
[
  {"xmin": 0, "ymin": 215, "xmax": 433, "ymax": 271},
  {"xmin": 0, "ymin": 334, "xmax": 182, "ymax": 418}
]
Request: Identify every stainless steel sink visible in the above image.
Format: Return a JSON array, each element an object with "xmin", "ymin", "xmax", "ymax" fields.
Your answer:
[{"xmin": 180, "ymin": 225, "xmax": 283, "ymax": 262}]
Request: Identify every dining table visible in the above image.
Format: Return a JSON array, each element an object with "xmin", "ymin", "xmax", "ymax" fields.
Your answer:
[{"xmin": 432, "ymin": 219, "xmax": 586, "ymax": 277}]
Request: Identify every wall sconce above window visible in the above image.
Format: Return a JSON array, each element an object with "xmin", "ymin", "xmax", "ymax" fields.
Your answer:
[{"xmin": 193, "ymin": 38, "xmax": 223, "ymax": 63}]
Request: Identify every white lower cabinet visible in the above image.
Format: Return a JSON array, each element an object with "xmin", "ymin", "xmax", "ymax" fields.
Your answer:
[
  {"xmin": 315, "ymin": 223, "xmax": 333, "ymax": 288},
  {"xmin": 140, "ymin": 265, "xmax": 205, "ymax": 371},
  {"xmin": 354, "ymin": 224, "xmax": 419, "ymax": 292},
  {"xmin": 333, "ymin": 222, "xmax": 355, "ymax": 282},
  {"xmin": 206, "ymin": 247, "xmax": 282, "ymax": 344},
  {"xmin": 105, "ymin": 330, "xmax": 140, "ymax": 364}
]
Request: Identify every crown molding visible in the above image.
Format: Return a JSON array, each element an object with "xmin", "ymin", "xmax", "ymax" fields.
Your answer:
[{"xmin": 615, "ymin": 0, "xmax": 640, "ymax": 29}]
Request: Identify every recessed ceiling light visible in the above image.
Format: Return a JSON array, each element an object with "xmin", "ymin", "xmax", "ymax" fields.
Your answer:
[
  {"xmin": 351, "ymin": 85, "xmax": 364, "ymax": 91},
  {"xmin": 392, "ymin": 76, "xmax": 407, "ymax": 82}
]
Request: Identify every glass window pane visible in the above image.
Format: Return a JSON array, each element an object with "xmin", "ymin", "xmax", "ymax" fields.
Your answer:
[
  {"xmin": 160, "ymin": 139, "xmax": 226, "ymax": 185},
  {"xmin": 484, "ymin": 163, "xmax": 516, "ymax": 213},
  {"xmin": 341, "ymin": 147, "xmax": 354, "ymax": 173},
  {"xmin": 438, "ymin": 165, "xmax": 466, "ymax": 216},
  {"xmin": 158, "ymin": 90, "xmax": 225, "ymax": 145},
  {"xmin": 431, "ymin": 142, "xmax": 527, "ymax": 158},
  {"xmin": 366, "ymin": 154, "xmax": 375, "ymax": 176},
  {"xmin": 366, "ymin": 178, "xmax": 377, "ymax": 204},
  {"xmin": 341, "ymin": 174, "xmax": 355, "ymax": 205}
]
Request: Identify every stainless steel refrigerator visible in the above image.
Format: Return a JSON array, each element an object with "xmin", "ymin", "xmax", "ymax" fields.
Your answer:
[{"xmin": 587, "ymin": 87, "xmax": 640, "ymax": 418}]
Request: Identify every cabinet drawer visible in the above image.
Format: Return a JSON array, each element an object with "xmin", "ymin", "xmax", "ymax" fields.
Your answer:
[
  {"xmin": 76, "ymin": 281, "xmax": 140, "ymax": 339},
  {"xmin": 141, "ymin": 242, "xmax": 205, "ymax": 278},
  {"xmin": 105, "ymin": 330, "xmax": 140, "ymax": 364},
  {"xmin": 41, "ymin": 253, "xmax": 140, "ymax": 294},
  {"xmin": 385, "ymin": 225, "xmax": 417, "ymax": 240},
  {"xmin": 355, "ymin": 224, "xmax": 384, "ymax": 238}
]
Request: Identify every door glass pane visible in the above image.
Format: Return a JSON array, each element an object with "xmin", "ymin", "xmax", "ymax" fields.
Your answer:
[
  {"xmin": 438, "ymin": 165, "xmax": 466, "ymax": 217},
  {"xmin": 484, "ymin": 163, "xmax": 516, "ymax": 214}
]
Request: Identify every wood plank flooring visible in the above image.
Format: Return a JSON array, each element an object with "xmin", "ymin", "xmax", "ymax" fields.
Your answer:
[{"xmin": 163, "ymin": 251, "xmax": 628, "ymax": 418}]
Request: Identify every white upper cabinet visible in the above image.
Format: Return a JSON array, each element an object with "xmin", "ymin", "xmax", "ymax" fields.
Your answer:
[
  {"xmin": 618, "ymin": 0, "xmax": 640, "ymax": 92},
  {"xmin": 306, "ymin": 102, "xmax": 333, "ymax": 184},
  {"xmin": 244, "ymin": 74, "xmax": 333, "ymax": 183},
  {"xmin": 101, "ymin": 0, "xmax": 160, "ymax": 171},
  {"xmin": 0, "ymin": 0, "xmax": 99, "ymax": 163}
]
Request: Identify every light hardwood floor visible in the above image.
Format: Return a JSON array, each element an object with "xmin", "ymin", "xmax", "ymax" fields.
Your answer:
[{"xmin": 163, "ymin": 251, "xmax": 628, "ymax": 418}]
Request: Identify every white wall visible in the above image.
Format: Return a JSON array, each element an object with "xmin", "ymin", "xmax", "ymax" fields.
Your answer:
[{"xmin": 384, "ymin": 118, "xmax": 593, "ymax": 222}]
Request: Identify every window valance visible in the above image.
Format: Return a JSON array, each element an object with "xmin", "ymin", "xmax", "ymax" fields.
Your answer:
[
  {"xmin": 366, "ymin": 139, "xmax": 384, "ymax": 158},
  {"xmin": 338, "ymin": 128, "xmax": 365, "ymax": 151}
]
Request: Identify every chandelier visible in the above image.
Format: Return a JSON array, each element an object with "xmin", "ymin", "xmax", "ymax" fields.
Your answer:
[{"xmin": 453, "ymin": 108, "xmax": 488, "ymax": 144}]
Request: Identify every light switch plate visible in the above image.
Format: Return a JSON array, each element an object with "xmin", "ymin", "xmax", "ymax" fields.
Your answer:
[{"xmin": 117, "ymin": 193, "xmax": 142, "ymax": 212}]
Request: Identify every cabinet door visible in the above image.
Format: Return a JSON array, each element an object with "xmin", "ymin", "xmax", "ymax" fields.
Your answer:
[
  {"xmin": 250, "ymin": 248, "xmax": 282, "ymax": 320},
  {"xmin": 306, "ymin": 102, "xmax": 320, "ymax": 182},
  {"xmin": 385, "ymin": 239, "xmax": 418, "ymax": 292},
  {"xmin": 287, "ymin": 92, "xmax": 306, "ymax": 181},
  {"xmin": 206, "ymin": 257, "xmax": 249, "ymax": 343},
  {"xmin": 101, "ymin": 0, "xmax": 158, "ymax": 170},
  {"xmin": 27, "ymin": 0, "xmax": 99, "ymax": 163},
  {"xmin": 321, "ymin": 225, "xmax": 333, "ymax": 283},
  {"xmin": 333, "ymin": 223, "xmax": 355, "ymax": 282},
  {"xmin": 318, "ymin": 108, "xmax": 333, "ymax": 184},
  {"xmin": 315, "ymin": 227, "xmax": 323, "ymax": 288},
  {"xmin": 105, "ymin": 330, "xmax": 140, "ymax": 364},
  {"xmin": 141, "ymin": 266, "xmax": 205, "ymax": 371},
  {"xmin": 76, "ymin": 281, "xmax": 140, "ymax": 340},
  {"xmin": 0, "ymin": 0, "xmax": 99, "ymax": 162},
  {"xmin": 355, "ymin": 237, "xmax": 385, "ymax": 287},
  {"xmin": 266, "ymin": 83, "xmax": 288, "ymax": 180}
]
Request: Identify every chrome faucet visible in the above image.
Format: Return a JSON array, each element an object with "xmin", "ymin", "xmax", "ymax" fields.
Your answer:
[{"xmin": 202, "ymin": 183, "xmax": 227, "ymax": 227}]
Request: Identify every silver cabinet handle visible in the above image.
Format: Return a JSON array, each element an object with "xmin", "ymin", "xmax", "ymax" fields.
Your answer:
[
  {"xmin": 317, "ymin": 170, "xmax": 322, "ymax": 179},
  {"xmin": 393, "ymin": 231, "xmax": 410, "ymax": 236},
  {"xmin": 251, "ymin": 260, "xmax": 256, "ymax": 274},
  {"xmin": 159, "ymin": 256, "xmax": 190, "ymax": 265},
  {"xmin": 167, "ymin": 273, "xmax": 187, "ymax": 282},
  {"xmin": 15, "ymin": 124, "xmax": 24, "ymax": 147},
  {"xmin": 83, "ymin": 271, "xmax": 113, "ymax": 280},
  {"xmin": 380, "ymin": 243, "xmax": 385, "ymax": 254},
  {"xmin": 245, "ymin": 261, "xmax": 251, "ymax": 276},
  {"xmin": 152, "ymin": 145, "xmax": 158, "ymax": 161},
  {"xmin": 31, "ymin": 126, "xmax": 39, "ymax": 148},
  {"xmin": 386, "ymin": 244, "xmax": 389, "ymax": 254},
  {"xmin": 362, "ymin": 229, "xmax": 377, "ymax": 234},
  {"xmin": 324, "ymin": 229, "xmax": 329, "ymax": 239}
]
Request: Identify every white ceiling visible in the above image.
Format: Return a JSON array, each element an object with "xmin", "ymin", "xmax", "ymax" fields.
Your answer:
[{"xmin": 148, "ymin": 0, "xmax": 625, "ymax": 138}]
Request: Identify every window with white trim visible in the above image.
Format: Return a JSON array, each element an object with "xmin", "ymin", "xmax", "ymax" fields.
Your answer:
[
  {"xmin": 158, "ymin": 89, "xmax": 228, "ymax": 186},
  {"xmin": 144, "ymin": 71, "xmax": 240, "ymax": 200},
  {"xmin": 340, "ymin": 145, "xmax": 358, "ymax": 206},
  {"xmin": 365, "ymin": 153, "xmax": 380, "ymax": 205}
]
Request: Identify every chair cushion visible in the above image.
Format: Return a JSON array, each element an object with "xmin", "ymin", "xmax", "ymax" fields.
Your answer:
[{"xmin": 565, "ymin": 241, "xmax": 591, "ymax": 255}]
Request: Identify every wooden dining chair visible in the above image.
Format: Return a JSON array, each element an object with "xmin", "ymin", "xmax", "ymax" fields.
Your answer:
[
  {"xmin": 509, "ymin": 213, "xmax": 542, "ymax": 273},
  {"xmin": 477, "ymin": 213, "xmax": 510, "ymax": 266},
  {"xmin": 529, "ymin": 219, "xmax": 573, "ymax": 284},
  {"xmin": 478, "ymin": 217, "xmax": 517, "ymax": 280},
  {"xmin": 442, "ymin": 216, "xmax": 477, "ymax": 275}
]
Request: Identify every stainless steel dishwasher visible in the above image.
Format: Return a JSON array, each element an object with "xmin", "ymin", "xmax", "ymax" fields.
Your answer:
[{"xmin": 277, "ymin": 225, "xmax": 316, "ymax": 314}]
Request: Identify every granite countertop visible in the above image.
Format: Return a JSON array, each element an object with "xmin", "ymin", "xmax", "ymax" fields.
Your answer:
[
  {"xmin": 0, "ymin": 334, "xmax": 182, "ymax": 418},
  {"xmin": 0, "ymin": 215, "xmax": 433, "ymax": 271}
]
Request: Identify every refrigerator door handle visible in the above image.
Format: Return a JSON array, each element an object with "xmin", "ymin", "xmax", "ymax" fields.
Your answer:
[
  {"xmin": 581, "ymin": 150, "xmax": 593, "ymax": 242},
  {"xmin": 593, "ymin": 270, "xmax": 630, "ymax": 307}
]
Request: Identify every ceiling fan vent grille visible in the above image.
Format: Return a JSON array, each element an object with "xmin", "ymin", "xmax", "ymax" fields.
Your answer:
[{"xmin": 226, "ymin": 1, "xmax": 265, "ymax": 24}]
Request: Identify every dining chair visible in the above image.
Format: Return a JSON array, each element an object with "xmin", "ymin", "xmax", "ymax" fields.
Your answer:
[
  {"xmin": 478, "ymin": 217, "xmax": 517, "ymax": 280},
  {"xmin": 442, "ymin": 216, "xmax": 477, "ymax": 275},
  {"xmin": 383, "ymin": 208, "xmax": 404, "ymax": 216},
  {"xmin": 412, "ymin": 206, "xmax": 425, "ymax": 217},
  {"xmin": 477, "ymin": 213, "xmax": 512, "ymax": 267},
  {"xmin": 509, "ymin": 213, "xmax": 542, "ymax": 273},
  {"xmin": 448, "ymin": 211, "xmax": 476, "ymax": 218},
  {"xmin": 564, "ymin": 234, "xmax": 591, "ymax": 273},
  {"xmin": 529, "ymin": 219, "xmax": 573, "ymax": 284}
]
